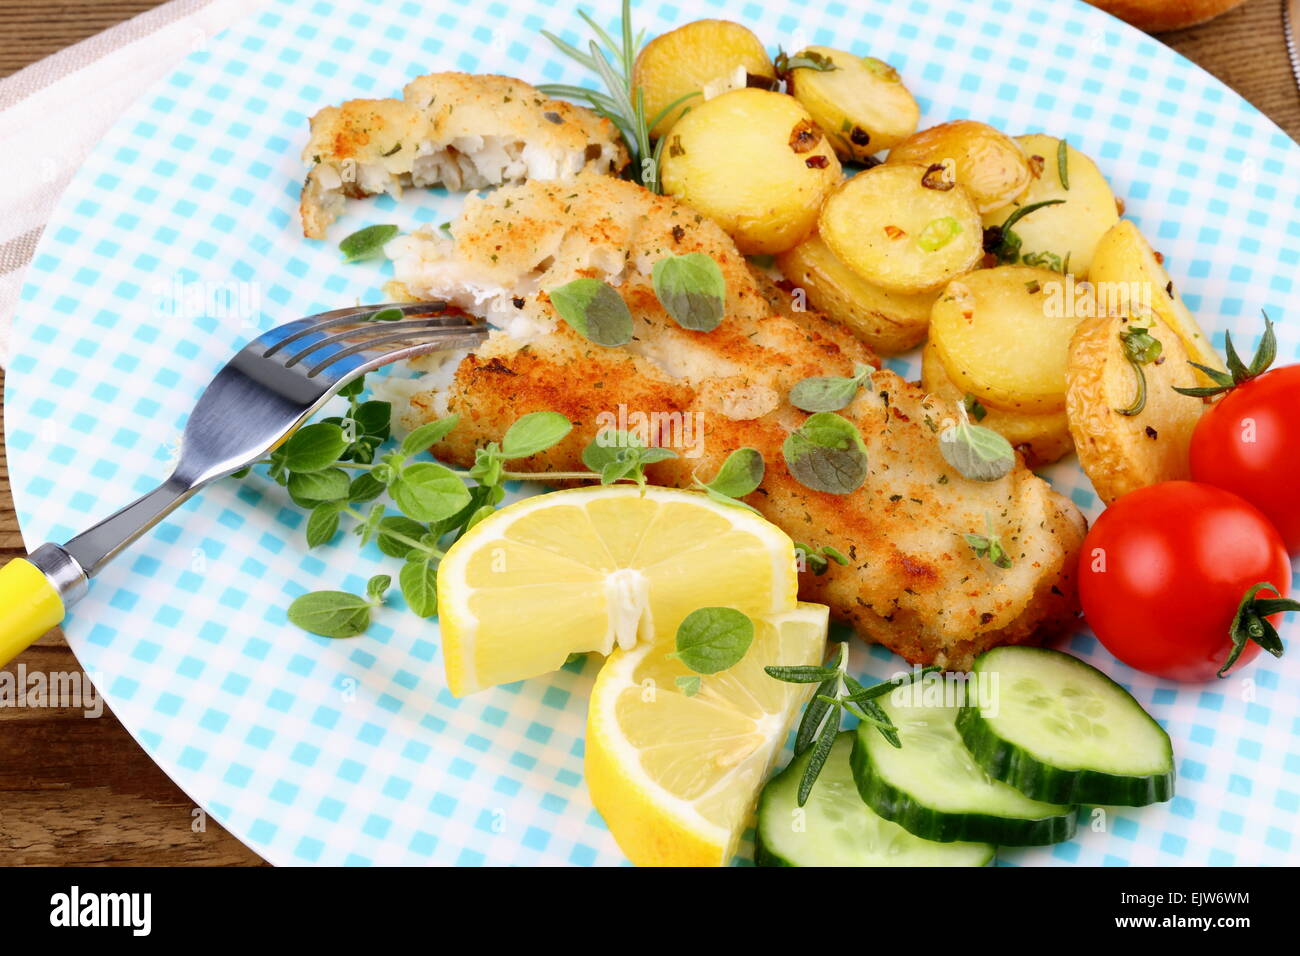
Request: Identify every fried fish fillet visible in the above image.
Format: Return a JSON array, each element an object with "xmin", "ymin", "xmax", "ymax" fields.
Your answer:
[
  {"xmin": 381, "ymin": 173, "xmax": 1085, "ymax": 669},
  {"xmin": 300, "ymin": 73, "xmax": 628, "ymax": 238}
]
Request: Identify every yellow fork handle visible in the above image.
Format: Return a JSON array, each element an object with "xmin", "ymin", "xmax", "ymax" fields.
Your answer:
[{"xmin": 0, "ymin": 558, "xmax": 65, "ymax": 667}]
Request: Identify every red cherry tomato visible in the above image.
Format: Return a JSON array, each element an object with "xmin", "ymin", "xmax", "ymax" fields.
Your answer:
[
  {"xmin": 1191, "ymin": 364, "xmax": 1300, "ymax": 554},
  {"xmin": 1078, "ymin": 481, "xmax": 1293, "ymax": 682}
]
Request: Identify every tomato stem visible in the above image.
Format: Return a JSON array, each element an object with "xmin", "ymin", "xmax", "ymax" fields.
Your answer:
[
  {"xmin": 1174, "ymin": 311, "xmax": 1278, "ymax": 399},
  {"xmin": 1220, "ymin": 581, "xmax": 1300, "ymax": 678}
]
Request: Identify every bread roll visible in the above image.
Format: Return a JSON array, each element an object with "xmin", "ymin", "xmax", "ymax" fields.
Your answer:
[{"xmin": 1084, "ymin": 0, "xmax": 1248, "ymax": 32}]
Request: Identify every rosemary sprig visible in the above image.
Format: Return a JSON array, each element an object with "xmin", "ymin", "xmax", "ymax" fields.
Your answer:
[
  {"xmin": 1115, "ymin": 325, "xmax": 1163, "ymax": 416},
  {"xmin": 765, "ymin": 648, "xmax": 939, "ymax": 805},
  {"xmin": 984, "ymin": 199, "xmax": 1066, "ymax": 263},
  {"xmin": 538, "ymin": 0, "xmax": 676, "ymax": 192}
]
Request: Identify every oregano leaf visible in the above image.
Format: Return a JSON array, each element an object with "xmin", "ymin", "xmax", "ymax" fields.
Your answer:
[
  {"xmin": 548, "ymin": 278, "xmax": 633, "ymax": 346},
  {"xmin": 651, "ymin": 252, "xmax": 726, "ymax": 332}
]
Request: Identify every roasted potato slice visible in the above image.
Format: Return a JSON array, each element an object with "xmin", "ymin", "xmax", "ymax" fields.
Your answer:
[
  {"xmin": 1088, "ymin": 219, "xmax": 1226, "ymax": 379},
  {"xmin": 921, "ymin": 340, "xmax": 1074, "ymax": 467},
  {"xmin": 982, "ymin": 134, "xmax": 1119, "ymax": 277},
  {"xmin": 633, "ymin": 20, "xmax": 776, "ymax": 140},
  {"xmin": 819, "ymin": 164, "xmax": 983, "ymax": 294},
  {"xmin": 929, "ymin": 265, "xmax": 1084, "ymax": 414},
  {"xmin": 776, "ymin": 232, "xmax": 936, "ymax": 354},
  {"xmin": 660, "ymin": 89, "xmax": 841, "ymax": 255},
  {"xmin": 1066, "ymin": 313, "xmax": 1205, "ymax": 503},
  {"xmin": 887, "ymin": 120, "xmax": 1032, "ymax": 214},
  {"xmin": 784, "ymin": 46, "xmax": 920, "ymax": 161}
]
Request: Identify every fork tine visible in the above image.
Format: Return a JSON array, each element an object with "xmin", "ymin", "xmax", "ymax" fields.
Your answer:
[
  {"xmin": 282, "ymin": 317, "xmax": 480, "ymax": 369},
  {"xmin": 261, "ymin": 302, "xmax": 455, "ymax": 358},
  {"xmin": 305, "ymin": 326, "xmax": 489, "ymax": 378}
]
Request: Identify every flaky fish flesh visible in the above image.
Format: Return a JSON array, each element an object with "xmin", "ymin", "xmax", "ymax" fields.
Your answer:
[
  {"xmin": 379, "ymin": 173, "xmax": 1085, "ymax": 669},
  {"xmin": 300, "ymin": 73, "xmax": 628, "ymax": 238}
]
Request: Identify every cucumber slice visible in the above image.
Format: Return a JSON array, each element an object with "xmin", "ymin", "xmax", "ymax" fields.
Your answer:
[
  {"xmin": 851, "ymin": 693, "xmax": 1076, "ymax": 846},
  {"xmin": 756, "ymin": 732, "xmax": 995, "ymax": 867},
  {"xmin": 958, "ymin": 646, "xmax": 1175, "ymax": 806}
]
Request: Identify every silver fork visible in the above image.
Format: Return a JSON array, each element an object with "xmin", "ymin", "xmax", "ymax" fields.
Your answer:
[{"xmin": 0, "ymin": 302, "xmax": 487, "ymax": 667}]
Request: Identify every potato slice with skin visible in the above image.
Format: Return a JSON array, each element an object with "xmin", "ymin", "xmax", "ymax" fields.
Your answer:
[
  {"xmin": 1088, "ymin": 219, "xmax": 1226, "ymax": 378},
  {"xmin": 633, "ymin": 20, "xmax": 776, "ymax": 140},
  {"xmin": 1066, "ymin": 313, "xmax": 1204, "ymax": 504},
  {"xmin": 785, "ymin": 46, "xmax": 919, "ymax": 161},
  {"xmin": 776, "ymin": 233, "xmax": 936, "ymax": 355},
  {"xmin": 887, "ymin": 120, "xmax": 1032, "ymax": 214},
  {"xmin": 819, "ymin": 164, "xmax": 983, "ymax": 294},
  {"xmin": 921, "ymin": 340, "xmax": 1074, "ymax": 467},
  {"xmin": 660, "ymin": 89, "xmax": 841, "ymax": 255},
  {"xmin": 982, "ymin": 134, "xmax": 1119, "ymax": 278},
  {"xmin": 930, "ymin": 265, "xmax": 1085, "ymax": 414}
]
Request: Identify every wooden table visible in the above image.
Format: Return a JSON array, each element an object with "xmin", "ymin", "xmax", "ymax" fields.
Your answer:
[{"xmin": 1, "ymin": 0, "xmax": 1297, "ymax": 867}]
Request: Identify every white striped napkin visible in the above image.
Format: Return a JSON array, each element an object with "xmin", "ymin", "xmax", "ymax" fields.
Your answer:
[{"xmin": 0, "ymin": 0, "xmax": 265, "ymax": 366}]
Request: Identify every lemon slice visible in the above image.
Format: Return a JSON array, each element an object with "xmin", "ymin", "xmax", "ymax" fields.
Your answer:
[
  {"xmin": 436, "ymin": 486, "xmax": 799, "ymax": 697},
  {"xmin": 585, "ymin": 602, "xmax": 829, "ymax": 866}
]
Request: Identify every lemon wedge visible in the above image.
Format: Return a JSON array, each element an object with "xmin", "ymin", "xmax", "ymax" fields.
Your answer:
[
  {"xmin": 585, "ymin": 602, "xmax": 829, "ymax": 866},
  {"xmin": 436, "ymin": 485, "xmax": 799, "ymax": 697}
]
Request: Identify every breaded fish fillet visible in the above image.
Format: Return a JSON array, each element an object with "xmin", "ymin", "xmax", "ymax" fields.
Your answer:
[
  {"xmin": 382, "ymin": 174, "xmax": 1085, "ymax": 669},
  {"xmin": 300, "ymin": 73, "xmax": 628, "ymax": 238}
]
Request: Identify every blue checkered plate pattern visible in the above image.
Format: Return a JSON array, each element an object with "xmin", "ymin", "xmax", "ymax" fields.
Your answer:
[{"xmin": 7, "ymin": 0, "xmax": 1300, "ymax": 865}]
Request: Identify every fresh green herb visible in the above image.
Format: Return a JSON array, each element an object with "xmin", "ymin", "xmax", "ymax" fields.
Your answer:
[
  {"xmin": 673, "ymin": 607, "xmax": 755, "ymax": 674},
  {"xmin": 548, "ymin": 278, "xmax": 634, "ymax": 346},
  {"xmin": 581, "ymin": 429, "xmax": 677, "ymax": 489},
  {"xmin": 821, "ymin": 545, "xmax": 848, "ymax": 565},
  {"xmin": 400, "ymin": 557, "xmax": 438, "ymax": 618},
  {"xmin": 1057, "ymin": 138, "xmax": 1069, "ymax": 190},
  {"xmin": 537, "ymin": 0, "xmax": 661, "ymax": 191},
  {"xmin": 651, "ymin": 252, "xmax": 727, "ymax": 331},
  {"xmin": 1222, "ymin": 582, "xmax": 1298, "ymax": 677},
  {"xmin": 288, "ymin": 575, "xmax": 391, "ymax": 638},
  {"xmin": 782, "ymin": 412, "xmax": 869, "ymax": 495},
  {"xmin": 765, "ymin": 647, "xmax": 938, "ymax": 805},
  {"xmin": 963, "ymin": 394, "xmax": 988, "ymax": 422},
  {"xmin": 795, "ymin": 541, "xmax": 850, "ymax": 576},
  {"xmin": 401, "ymin": 415, "xmax": 460, "ymax": 454},
  {"xmin": 675, "ymin": 674, "xmax": 702, "ymax": 697},
  {"xmin": 789, "ymin": 364, "xmax": 873, "ymax": 413},
  {"xmin": 246, "ymin": 375, "xmax": 774, "ymax": 638},
  {"xmin": 288, "ymin": 468, "xmax": 350, "ymax": 507},
  {"xmin": 1021, "ymin": 250, "xmax": 1064, "ymax": 273},
  {"xmin": 695, "ymin": 447, "xmax": 764, "ymax": 510},
  {"xmin": 389, "ymin": 462, "xmax": 473, "ymax": 522},
  {"xmin": 369, "ymin": 307, "xmax": 405, "ymax": 322},
  {"xmin": 1174, "ymin": 311, "xmax": 1278, "ymax": 398},
  {"xmin": 774, "ymin": 48, "xmax": 839, "ymax": 79},
  {"xmin": 939, "ymin": 403, "xmax": 1014, "ymax": 482},
  {"xmin": 986, "ymin": 199, "xmax": 1066, "ymax": 263},
  {"xmin": 338, "ymin": 224, "xmax": 399, "ymax": 263},
  {"xmin": 500, "ymin": 411, "xmax": 574, "ymax": 458},
  {"xmin": 305, "ymin": 503, "xmax": 342, "ymax": 547},
  {"xmin": 964, "ymin": 513, "xmax": 1013, "ymax": 570},
  {"xmin": 375, "ymin": 516, "xmax": 429, "ymax": 558},
  {"xmin": 1115, "ymin": 326, "xmax": 1164, "ymax": 416},
  {"xmin": 917, "ymin": 216, "xmax": 962, "ymax": 252},
  {"xmin": 279, "ymin": 422, "xmax": 349, "ymax": 474}
]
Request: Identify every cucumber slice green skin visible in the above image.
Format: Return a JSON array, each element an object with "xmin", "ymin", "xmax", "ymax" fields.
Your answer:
[
  {"xmin": 956, "ymin": 705, "xmax": 1174, "ymax": 806},
  {"xmin": 756, "ymin": 733, "xmax": 996, "ymax": 867},
  {"xmin": 957, "ymin": 647, "xmax": 1176, "ymax": 807},
  {"xmin": 850, "ymin": 732, "xmax": 1078, "ymax": 847}
]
